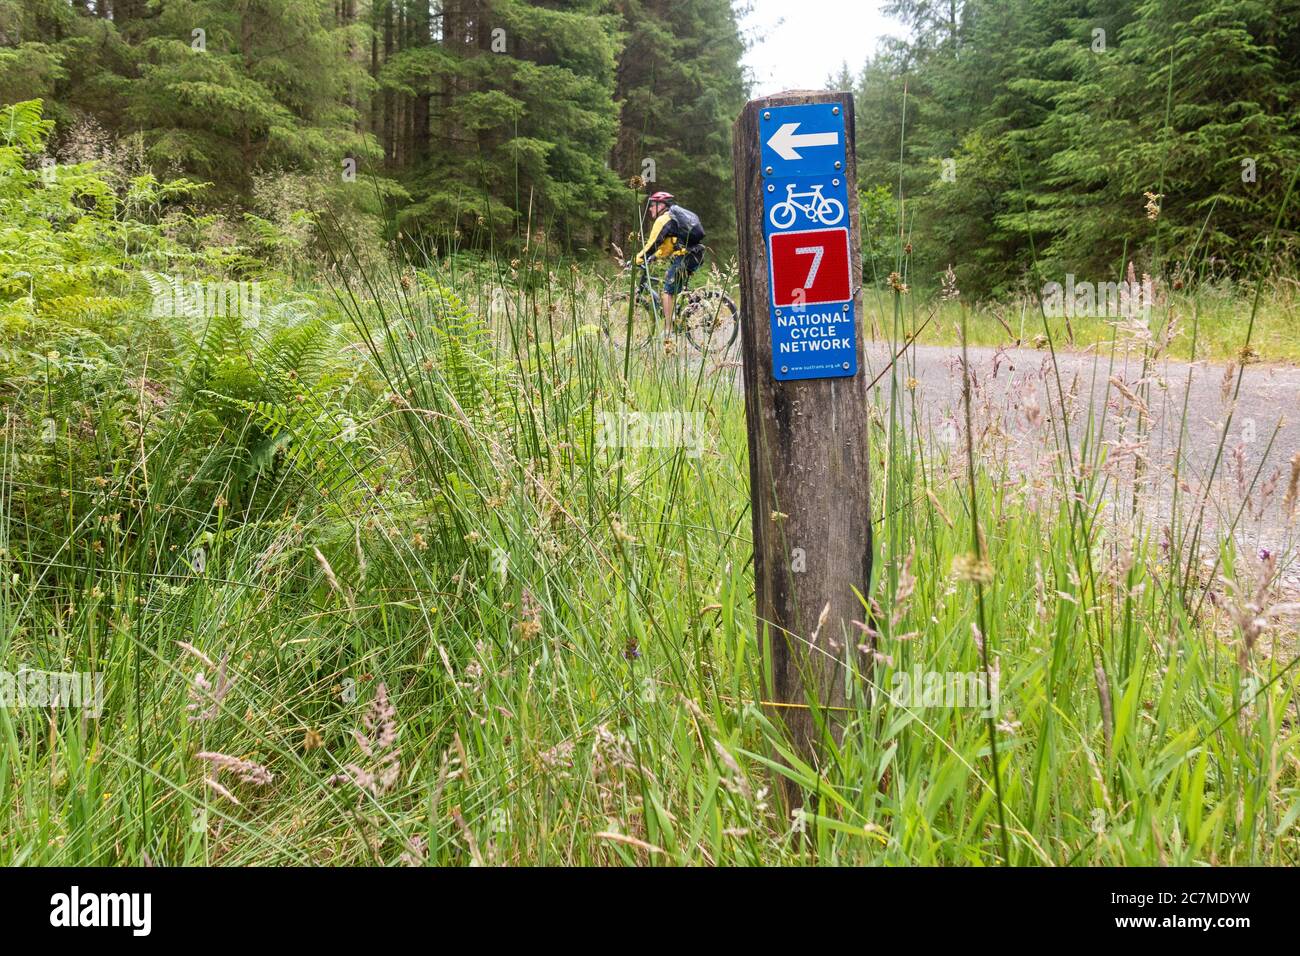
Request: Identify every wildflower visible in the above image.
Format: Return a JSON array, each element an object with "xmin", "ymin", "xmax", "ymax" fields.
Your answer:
[
  {"xmin": 1282, "ymin": 452, "xmax": 1300, "ymax": 519},
  {"xmin": 328, "ymin": 682, "xmax": 401, "ymax": 798},
  {"xmin": 892, "ymin": 551, "xmax": 916, "ymax": 626},
  {"xmin": 539, "ymin": 740, "xmax": 575, "ymax": 776},
  {"xmin": 623, "ymin": 637, "xmax": 640, "ymax": 661},
  {"xmin": 713, "ymin": 740, "xmax": 752, "ymax": 800},
  {"xmin": 952, "ymin": 553, "xmax": 995, "ymax": 584},
  {"xmin": 888, "ymin": 271, "xmax": 909, "ymax": 294},
  {"xmin": 940, "ymin": 264, "xmax": 959, "ymax": 300},
  {"xmin": 313, "ymin": 546, "xmax": 352, "ymax": 608},
  {"xmin": 852, "ymin": 618, "xmax": 879, "ymax": 642},
  {"xmin": 179, "ymin": 642, "xmax": 234, "ymax": 721},
  {"xmin": 1143, "ymin": 190, "xmax": 1163, "ymax": 221},
  {"xmin": 197, "ymin": 751, "xmax": 273, "ymax": 785},
  {"xmin": 1220, "ymin": 362, "xmax": 1236, "ymax": 404},
  {"xmin": 400, "ymin": 835, "xmax": 427, "ymax": 867},
  {"xmin": 517, "ymin": 588, "xmax": 542, "ymax": 640},
  {"xmin": 197, "ymin": 751, "xmax": 273, "ymax": 805}
]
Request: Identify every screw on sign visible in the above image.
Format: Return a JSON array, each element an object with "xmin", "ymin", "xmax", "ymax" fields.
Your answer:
[{"xmin": 731, "ymin": 91, "xmax": 872, "ymax": 794}]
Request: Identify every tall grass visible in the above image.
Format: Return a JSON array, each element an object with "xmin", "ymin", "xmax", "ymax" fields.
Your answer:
[
  {"xmin": 2, "ymin": 225, "xmax": 1297, "ymax": 864},
  {"xmin": 873, "ymin": 278, "xmax": 1300, "ymax": 363}
]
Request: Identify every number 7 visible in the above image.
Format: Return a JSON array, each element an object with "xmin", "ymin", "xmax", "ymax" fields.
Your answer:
[{"xmin": 794, "ymin": 245, "xmax": 824, "ymax": 289}]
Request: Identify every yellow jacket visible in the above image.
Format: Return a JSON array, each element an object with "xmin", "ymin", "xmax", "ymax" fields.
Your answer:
[{"xmin": 635, "ymin": 212, "xmax": 685, "ymax": 263}]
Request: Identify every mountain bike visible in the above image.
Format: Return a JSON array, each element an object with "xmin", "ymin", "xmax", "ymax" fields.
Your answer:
[{"xmin": 603, "ymin": 262, "xmax": 738, "ymax": 355}]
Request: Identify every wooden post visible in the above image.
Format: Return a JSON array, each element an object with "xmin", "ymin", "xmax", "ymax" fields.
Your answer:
[{"xmin": 732, "ymin": 90, "xmax": 873, "ymax": 771}]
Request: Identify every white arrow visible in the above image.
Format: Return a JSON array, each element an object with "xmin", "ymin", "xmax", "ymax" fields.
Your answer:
[{"xmin": 767, "ymin": 122, "xmax": 839, "ymax": 161}]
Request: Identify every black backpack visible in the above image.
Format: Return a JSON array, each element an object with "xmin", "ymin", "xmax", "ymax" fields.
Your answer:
[{"xmin": 671, "ymin": 205, "xmax": 705, "ymax": 248}]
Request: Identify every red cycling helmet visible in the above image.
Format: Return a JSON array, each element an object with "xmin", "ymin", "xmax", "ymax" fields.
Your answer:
[{"xmin": 648, "ymin": 191, "xmax": 674, "ymax": 205}]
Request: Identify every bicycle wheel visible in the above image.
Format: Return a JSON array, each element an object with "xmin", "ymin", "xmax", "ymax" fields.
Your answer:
[
  {"xmin": 603, "ymin": 288, "xmax": 658, "ymax": 350},
  {"xmin": 817, "ymin": 197, "xmax": 845, "ymax": 225},
  {"xmin": 682, "ymin": 289, "xmax": 739, "ymax": 355},
  {"xmin": 769, "ymin": 202, "xmax": 797, "ymax": 230}
]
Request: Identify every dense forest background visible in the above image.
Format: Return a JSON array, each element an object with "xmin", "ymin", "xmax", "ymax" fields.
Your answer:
[
  {"xmin": 2, "ymin": 0, "xmax": 1298, "ymax": 296},
  {"xmin": 855, "ymin": 0, "xmax": 1300, "ymax": 296},
  {"xmin": 0, "ymin": 0, "xmax": 747, "ymax": 258}
]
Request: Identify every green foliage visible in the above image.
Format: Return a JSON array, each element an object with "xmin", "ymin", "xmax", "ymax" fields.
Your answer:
[
  {"xmin": 182, "ymin": 301, "xmax": 370, "ymax": 516},
  {"xmin": 855, "ymin": 0, "xmax": 1300, "ymax": 295},
  {"xmin": 607, "ymin": 0, "xmax": 748, "ymax": 253},
  {"xmin": 0, "ymin": 99, "xmax": 202, "ymax": 347},
  {"xmin": 4, "ymin": 249, "xmax": 1298, "ymax": 866},
  {"xmin": 2, "ymin": 1, "xmax": 747, "ymax": 257},
  {"xmin": 383, "ymin": 0, "xmax": 624, "ymax": 246},
  {"xmin": 115, "ymin": 0, "xmax": 372, "ymax": 198}
]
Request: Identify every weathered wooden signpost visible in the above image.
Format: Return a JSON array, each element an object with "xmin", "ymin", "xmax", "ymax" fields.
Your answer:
[{"xmin": 732, "ymin": 91, "xmax": 873, "ymax": 771}]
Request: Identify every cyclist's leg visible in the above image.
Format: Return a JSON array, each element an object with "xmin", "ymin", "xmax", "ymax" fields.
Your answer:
[
  {"xmin": 671, "ymin": 250, "xmax": 707, "ymax": 330},
  {"xmin": 662, "ymin": 255, "xmax": 687, "ymax": 331}
]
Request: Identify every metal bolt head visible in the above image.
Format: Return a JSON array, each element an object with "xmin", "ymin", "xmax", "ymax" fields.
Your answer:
[
  {"xmin": 775, "ymin": 309, "xmax": 782, "ymax": 317},
  {"xmin": 842, "ymin": 303, "xmax": 850, "ymax": 312},
  {"xmin": 842, "ymin": 362, "xmax": 850, "ymax": 370},
  {"xmin": 767, "ymin": 183, "xmax": 774, "ymax": 192},
  {"xmin": 832, "ymin": 178, "xmax": 840, "ymax": 187},
  {"xmin": 834, "ymin": 160, "xmax": 842, "ymax": 170},
  {"xmin": 765, "ymin": 165, "xmax": 773, "ymax": 175},
  {"xmin": 832, "ymin": 106, "xmax": 840, "ymax": 115},
  {"xmin": 781, "ymin": 366, "xmax": 789, "ymax": 374},
  {"xmin": 763, "ymin": 111, "xmax": 771, "ymax": 120}
]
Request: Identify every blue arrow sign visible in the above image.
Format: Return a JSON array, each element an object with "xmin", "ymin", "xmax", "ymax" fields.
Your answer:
[
  {"xmin": 760, "ymin": 103, "xmax": 847, "ymax": 178},
  {"xmin": 760, "ymin": 102, "xmax": 857, "ymax": 381}
]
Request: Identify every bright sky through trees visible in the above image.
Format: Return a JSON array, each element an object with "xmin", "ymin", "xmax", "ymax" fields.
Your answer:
[{"xmin": 741, "ymin": 0, "xmax": 905, "ymax": 95}]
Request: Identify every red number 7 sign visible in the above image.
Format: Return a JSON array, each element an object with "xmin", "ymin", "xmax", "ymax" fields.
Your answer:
[{"xmin": 768, "ymin": 227, "xmax": 851, "ymax": 307}]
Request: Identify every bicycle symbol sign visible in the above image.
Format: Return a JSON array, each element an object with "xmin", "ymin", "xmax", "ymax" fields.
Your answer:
[
  {"xmin": 768, "ymin": 182, "xmax": 844, "ymax": 230},
  {"xmin": 760, "ymin": 103, "xmax": 857, "ymax": 381}
]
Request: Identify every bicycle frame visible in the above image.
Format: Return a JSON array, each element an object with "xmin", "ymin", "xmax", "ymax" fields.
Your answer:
[{"xmin": 784, "ymin": 182, "xmax": 827, "ymax": 211}]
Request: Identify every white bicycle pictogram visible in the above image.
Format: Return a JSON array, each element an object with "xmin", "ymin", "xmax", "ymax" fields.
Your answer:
[{"xmin": 769, "ymin": 183, "xmax": 845, "ymax": 229}]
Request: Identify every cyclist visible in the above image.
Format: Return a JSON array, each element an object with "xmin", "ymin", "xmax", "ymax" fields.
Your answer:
[{"xmin": 633, "ymin": 191, "xmax": 705, "ymax": 335}]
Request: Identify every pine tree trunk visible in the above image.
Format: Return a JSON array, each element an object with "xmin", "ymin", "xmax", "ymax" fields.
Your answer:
[{"xmin": 383, "ymin": 2, "xmax": 395, "ymax": 168}]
